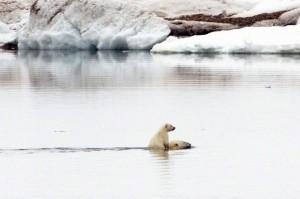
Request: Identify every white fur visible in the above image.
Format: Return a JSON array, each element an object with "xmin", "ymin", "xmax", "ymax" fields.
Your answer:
[
  {"xmin": 148, "ymin": 124, "xmax": 191, "ymax": 150},
  {"xmin": 148, "ymin": 124, "xmax": 174, "ymax": 150}
]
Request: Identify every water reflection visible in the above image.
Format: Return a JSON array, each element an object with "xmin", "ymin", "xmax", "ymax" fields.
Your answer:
[
  {"xmin": 149, "ymin": 149, "xmax": 169, "ymax": 160},
  {"xmin": 16, "ymin": 51, "xmax": 156, "ymax": 89},
  {"xmin": 0, "ymin": 51, "xmax": 299, "ymax": 90}
]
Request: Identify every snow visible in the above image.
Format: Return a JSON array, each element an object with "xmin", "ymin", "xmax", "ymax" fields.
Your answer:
[
  {"xmin": 2, "ymin": 0, "xmax": 297, "ymax": 25},
  {"xmin": 151, "ymin": 25, "xmax": 300, "ymax": 54},
  {"xmin": 0, "ymin": 21, "xmax": 16, "ymax": 45},
  {"xmin": 0, "ymin": 0, "xmax": 33, "ymax": 25},
  {"xmin": 128, "ymin": 0, "xmax": 255, "ymax": 18},
  {"xmin": 1, "ymin": 0, "xmax": 300, "ymax": 26},
  {"xmin": 1, "ymin": 0, "xmax": 300, "ymax": 51},
  {"xmin": 279, "ymin": 8, "xmax": 300, "ymax": 25},
  {"xmin": 18, "ymin": 0, "xmax": 170, "ymax": 50},
  {"xmin": 0, "ymin": 0, "xmax": 257, "ymax": 22},
  {"xmin": 235, "ymin": 0, "xmax": 300, "ymax": 17},
  {"xmin": 0, "ymin": 21, "xmax": 10, "ymax": 33},
  {"xmin": 128, "ymin": 0, "xmax": 300, "ymax": 18}
]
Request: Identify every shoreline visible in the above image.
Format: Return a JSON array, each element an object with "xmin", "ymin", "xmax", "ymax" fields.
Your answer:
[{"xmin": 1, "ymin": 1, "xmax": 300, "ymax": 52}]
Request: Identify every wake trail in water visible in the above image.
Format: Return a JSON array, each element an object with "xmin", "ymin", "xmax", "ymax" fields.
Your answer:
[{"xmin": 0, "ymin": 147, "xmax": 150, "ymax": 154}]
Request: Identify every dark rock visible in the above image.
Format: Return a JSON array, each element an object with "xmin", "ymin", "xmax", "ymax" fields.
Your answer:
[
  {"xmin": 168, "ymin": 20, "xmax": 238, "ymax": 36},
  {"xmin": 0, "ymin": 42, "xmax": 18, "ymax": 50},
  {"xmin": 166, "ymin": 11, "xmax": 286, "ymax": 27}
]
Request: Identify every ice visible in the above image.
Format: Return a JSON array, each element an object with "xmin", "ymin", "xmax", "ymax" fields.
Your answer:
[
  {"xmin": 128, "ymin": 0, "xmax": 254, "ymax": 18},
  {"xmin": 235, "ymin": 0, "xmax": 300, "ymax": 17},
  {"xmin": 151, "ymin": 25, "xmax": 300, "ymax": 54},
  {"xmin": 1, "ymin": 0, "xmax": 300, "ymax": 51},
  {"xmin": 1, "ymin": 0, "xmax": 300, "ymax": 26},
  {"xmin": 0, "ymin": 0, "xmax": 33, "ymax": 25},
  {"xmin": 0, "ymin": 0, "xmax": 258, "ymax": 21},
  {"xmin": 18, "ymin": 0, "xmax": 170, "ymax": 50},
  {"xmin": 0, "ymin": 21, "xmax": 10, "ymax": 33},
  {"xmin": 125, "ymin": 0, "xmax": 300, "ymax": 18},
  {"xmin": 279, "ymin": 8, "xmax": 300, "ymax": 25},
  {"xmin": 0, "ymin": 21, "xmax": 16, "ymax": 45}
]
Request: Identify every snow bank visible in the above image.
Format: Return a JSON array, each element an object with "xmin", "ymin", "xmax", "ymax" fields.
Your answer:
[
  {"xmin": 235, "ymin": 0, "xmax": 300, "ymax": 17},
  {"xmin": 151, "ymin": 25, "xmax": 300, "ymax": 54},
  {"xmin": 0, "ymin": 0, "xmax": 254, "ymax": 25},
  {"xmin": 0, "ymin": 21, "xmax": 11, "ymax": 33},
  {"xmin": 0, "ymin": 21, "xmax": 17, "ymax": 45},
  {"xmin": 0, "ymin": 0, "xmax": 33, "ymax": 25},
  {"xmin": 1, "ymin": 0, "xmax": 300, "ymax": 27},
  {"xmin": 128, "ymin": 0, "xmax": 254, "ymax": 18},
  {"xmin": 279, "ymin": 8, "xmax": 300, "ymax": 25},
  {"xmin": 131, "ymin": 0, "xmax": 300, "ymax": 18},
  {"xmin": 18, "ymin": 0, "xmax": 170, "ymax": 50}
]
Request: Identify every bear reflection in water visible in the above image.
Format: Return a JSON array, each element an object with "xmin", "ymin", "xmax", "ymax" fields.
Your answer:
[{"xmin": 148, "ymin": 123, "xmax": 191, "ymax": 151}]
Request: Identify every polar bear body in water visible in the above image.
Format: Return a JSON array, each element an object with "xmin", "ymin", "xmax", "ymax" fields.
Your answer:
[{"xmin": 148, "ymin": 123, "xmax": 191, "ymax": 150}]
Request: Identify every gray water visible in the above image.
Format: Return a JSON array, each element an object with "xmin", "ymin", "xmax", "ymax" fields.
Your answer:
[{"xmin": 1, "ymin": 51, "xmax": 300, "ymax": 199}]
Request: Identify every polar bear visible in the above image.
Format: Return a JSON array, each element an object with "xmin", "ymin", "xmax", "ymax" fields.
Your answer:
[
  {"xmin": 148, "ymin": 123, "xmax": 191, "ymax": 150},
  {"xmin": 169, "ymin": 140, "xmax": 191, "ymax": 150}
]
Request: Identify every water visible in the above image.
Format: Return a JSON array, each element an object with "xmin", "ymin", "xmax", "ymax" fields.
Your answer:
[{"xmin": 1, "ymin": 51, "xmax": 300, "ymax": 199}]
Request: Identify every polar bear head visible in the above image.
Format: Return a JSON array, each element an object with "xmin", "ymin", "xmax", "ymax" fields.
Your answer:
[
  {"xmin": 163, "ymin": 123, "xmax": 176, "ymax": 132},
  {"xmin": 169, "ymin": 140, "xmax": 192, "ymax": 150}
]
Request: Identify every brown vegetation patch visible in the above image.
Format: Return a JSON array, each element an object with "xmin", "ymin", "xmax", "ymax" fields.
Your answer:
[{"xmin": 166, "ymin": 11, "xmax": 286, "ymax": 27}]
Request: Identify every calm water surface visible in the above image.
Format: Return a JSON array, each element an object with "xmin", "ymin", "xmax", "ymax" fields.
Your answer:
[{"xmin": 1, "ymin": 51, "xmax": 300, "ymax": 199}]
